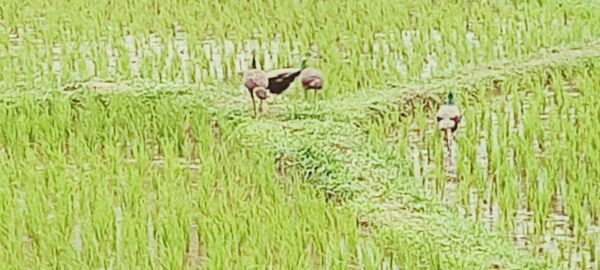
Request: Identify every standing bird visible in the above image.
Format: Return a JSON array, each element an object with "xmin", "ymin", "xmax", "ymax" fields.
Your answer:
[
  {"xmin": 300, "ymin": 67, "xmax": 324, "ymax": 101},
  {"xmin": 264, "ymin": 59, "xmax": 307, "ymax": 100},
  {"xmin": 436, "ymin": 92, "xmax": 462, "ymax": 151},
  {"xmin": 243, "ymin": 54, "xmax": 269, "ymax": 115}
]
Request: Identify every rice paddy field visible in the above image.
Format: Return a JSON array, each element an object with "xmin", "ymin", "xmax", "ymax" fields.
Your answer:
[{"xmin": 1, "ymin": 0, "xmax": 600, "ymax": 269}]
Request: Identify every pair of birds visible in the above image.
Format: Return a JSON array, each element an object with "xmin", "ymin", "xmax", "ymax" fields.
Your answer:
[{"xmin": 243, "ymin": 54, "xmax": 323, "ymax": 115}]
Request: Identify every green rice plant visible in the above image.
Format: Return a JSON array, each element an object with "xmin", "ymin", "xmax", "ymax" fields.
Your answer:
[
  {"xmin": 3, "ymin": 0, "xmax": 600, "ymax": 94},
  {"xmin": 2, "ymin": 0, "xmax": 600, "ymax": 268},
  {"xmin": 0, "ymin": 93, "xmax": 367, "ymax": 268}
]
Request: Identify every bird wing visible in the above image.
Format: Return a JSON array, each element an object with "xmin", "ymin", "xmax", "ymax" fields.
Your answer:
[
  {"xmin": 265, "ymin": 68, "xmax": 302, "ymax": 78},
  {"xmin": 301, "ymin": 74, "xmax": 321, "ymax": 84},
  {"xmin": 436, "ymin": 105, "xmax": 461, "ymax": 119},
  {"xmin": 300, "ymin": 68, "xmax": 322, "ymax": 78},
  {"xmin": 243, "ymin": 70, "xmax": 268, "ymax": 89},
  {"xmin": 266, "ymin": 68, "xmax": 303, "ymax": 94}
]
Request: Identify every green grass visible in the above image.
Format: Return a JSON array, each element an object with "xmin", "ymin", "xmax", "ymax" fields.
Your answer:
[
  {"xmin": 0, "ymin": 93, "xmax": 363, "ymax": 269},
  {"xmin": 2, "ymin": 0, "xmax": 600, "ymax": 269},
  {"xmin": 0, "ymin": 92, "xmax": 556, "ymax": 269},
  {"xmin": 1, "ymin": 0, "xmax": 600, "ymax": 94}
]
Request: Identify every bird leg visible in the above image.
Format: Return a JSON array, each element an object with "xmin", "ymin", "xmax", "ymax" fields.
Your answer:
[
  {"xmin": 304, "ymin": 90, "xmax": 308, "ymax": 100},
  {"xmin": 441, "ymin": 128, "xmax": 451, "ymax": 178},
  {"xmin": 258, "ymin": 99, "xmax": 264, "ymax": 113},
  {"xmin": 250, "ymin": 92, "xmax": 257, "ymax": 116},
  {"xmin": 445, "ymin": 129, "xmax": 452, "ymax": 155}
]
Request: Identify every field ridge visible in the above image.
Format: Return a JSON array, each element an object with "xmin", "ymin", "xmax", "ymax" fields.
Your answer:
[
  {"xmin": 226, "ymin": 39, "xmax": 600, "ymax": 269},
  {"xmin": 182, "ymin": 40, "xmax": 600, "ymax": 269},
  {"xmin": 330, "ymin": 39, "xmax": 600, "ymax": 119},
  {"xmin": 3, "ymin": 35, "xmax": 599, "ymax": 270}
]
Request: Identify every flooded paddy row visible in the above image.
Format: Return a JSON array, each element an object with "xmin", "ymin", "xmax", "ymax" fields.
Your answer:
[
  {"xmin": 1, "ymin": 0, "xmax": 600, "ymax": 268},
  {"xmin": 2, "ymin": 13, "xmax": 597, "ymax": 94},
  {"xmin": 404, "ymin": 65, "xmax": 600, "ymax": 269}
]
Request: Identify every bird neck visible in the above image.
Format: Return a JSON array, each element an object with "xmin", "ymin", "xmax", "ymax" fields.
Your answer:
[
  {"xmin": 251, "ymin": 54, "xmax": 257, "ymax": 69},
  {"xmin": 447, "ymin": 93, "xmax": 455, "ymax": 105}
]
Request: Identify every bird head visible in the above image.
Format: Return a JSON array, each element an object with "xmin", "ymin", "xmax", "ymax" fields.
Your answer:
[
  {"xmin": 446, "ymin": 92, "xmax": 455, "ymax": 105},
  {"xmin": 300, "ymin": 58, "xmax": 308, "ymax": 70},
  {"xmin": 254, "ymin": 87, "xmax": 268, "ymax": 100}
]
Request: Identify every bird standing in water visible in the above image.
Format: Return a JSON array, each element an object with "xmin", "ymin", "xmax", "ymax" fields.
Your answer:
[
  {"xmin": 300, "ymin": 67, "xmax": 324, "ymax": 101},
  {"xmin": 243, "ymin": 53, "xmax": 269, "ymax": 115},
  {"xmin": 436, "ymin": 92, "xmax": 462, "ymax": 152}
]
